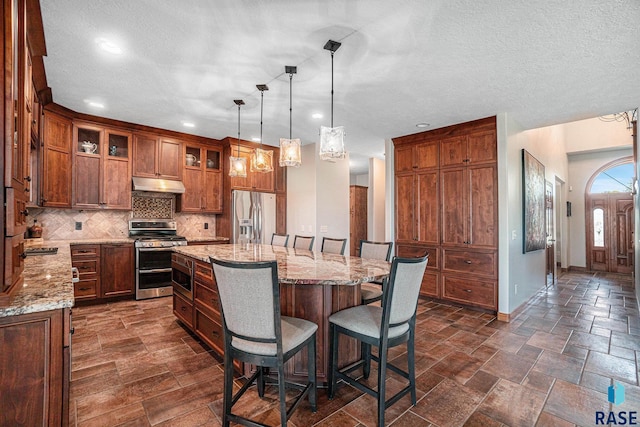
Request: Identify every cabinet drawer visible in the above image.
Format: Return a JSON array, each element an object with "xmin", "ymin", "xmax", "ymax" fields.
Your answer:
[
  {"xmin": 396, "ymin": 244, "xmax": 439, "ymax": 269},
  {"xmin": 173, "ymin": 292, "xmax": 193, "ymax": 328},
  {"xmin": 442, "ymin": 249, "xmax": 496, "ymax": 277},
  {"xmin": 71, "ymin": 259, "xmax": 99, "ymax": 276},
  {"xmin": 194, "ymin": 261, "xmax": 215, "ymax": 288},
  {"xmin": 441, "ymin": 274, "xmax": 497, "ymax": 310},
  {"xmin": 74, "ymin": 279, "xmax": 98, "ymax": 300},
  {"xmin": 195, "ymin": 309, "xmax": 223, "ymax": 356},
  {"xmin": 194, "ymin": 282, "xmax": 220, "ymax": 317},
  {"xmin": 71, "ymin": 245, "xmax": 100, "ymax": 258}
]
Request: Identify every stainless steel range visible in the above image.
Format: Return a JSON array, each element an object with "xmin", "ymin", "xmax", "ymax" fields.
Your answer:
[{"xmin": 129, "ymin": 220, "xmax": 187, "ymax": 300}]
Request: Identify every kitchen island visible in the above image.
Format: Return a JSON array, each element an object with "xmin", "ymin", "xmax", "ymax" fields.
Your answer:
[{"xmin": 172, "ymin": 243, "xmax": 391, "ymax": 384}]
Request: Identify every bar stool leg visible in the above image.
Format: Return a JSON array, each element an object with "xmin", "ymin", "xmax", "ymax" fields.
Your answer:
[
  {"xmin": 309, "ymin": 335, "xmax": 317, "ymax": 411},
  {"xmin": 328, "ymin": 323, "xmax": 338, "ymax": 399}
]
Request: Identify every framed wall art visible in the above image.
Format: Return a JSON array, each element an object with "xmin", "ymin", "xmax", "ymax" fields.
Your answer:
[{"xmin": 522, "ymin": 149, "xmax": 546, "ymax": 253}]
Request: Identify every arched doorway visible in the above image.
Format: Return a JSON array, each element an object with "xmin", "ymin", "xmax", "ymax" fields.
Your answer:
[{"xmin": 585, "ymin": 157, "xmax": 634, "ymax": 273}]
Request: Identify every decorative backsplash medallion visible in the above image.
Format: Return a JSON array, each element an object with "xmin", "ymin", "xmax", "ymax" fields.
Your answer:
[{"xmin": 132, "ymin": 192, "xmax": 174, "ymax": 219}]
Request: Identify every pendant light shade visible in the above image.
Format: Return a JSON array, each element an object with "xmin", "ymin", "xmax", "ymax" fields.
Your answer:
[
  {"xmin": 251, "ymin": 84, "xmax": 274, "ymax": 173},
  {"xmin": 229, "ymin": 99, "xmax": 247, "ymax": 178},
  {"xmin": 319, "ymin": 39, "xmax": 346, "ymax": 161},
  {"xmin": 280, "ymin": 65, "xmax": 302, "ymax": 167}
]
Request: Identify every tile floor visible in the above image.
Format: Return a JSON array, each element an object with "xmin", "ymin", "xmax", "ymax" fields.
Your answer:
[{"xmin": 69, "ymin": 272, "xmax": 640, "ymax": 426}]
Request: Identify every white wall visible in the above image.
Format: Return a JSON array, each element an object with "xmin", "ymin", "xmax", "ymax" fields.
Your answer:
[
  {"xmin": 287, "ymin": 143, "xmax": 350, "ymax": 253},
  {"xmin": 567, "ymin": 147, "xmax": 633, "ymax": 268},
  {"xmin": 500, "ymin": 115, "xmax": 570, "ymax": 314},
  {"xmin": 350, "ymin": 174, "xmax": 368, "ymax": 186},
  {"xmin": 369, "ymin": 158, "xmax": 386, "ymax": 242},
  {"xmin": 564, "ymin": 116, "xmax": 634, "ymax": 153}
]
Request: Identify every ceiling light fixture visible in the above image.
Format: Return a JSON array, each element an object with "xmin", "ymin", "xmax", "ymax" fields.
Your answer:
[
  {"xmin": 84, "ymin": 100, "xmax": 105, "ymax": 109},
  {"xmin": 312, "ymin": 113, "xmax": 323, "ymax": 119},
  {"xmin": 319, "ymin": 39, "xmax": 345, "ymax": 161},
  {"xmin": 96, "ymin": 38, "xmax": 122, "ymax": 55},
  {"xmin": 279, "ymin": 65, "xmax": 302, "ymax": 168},
  {"xmin": 416, "ymin": 122, "xmax": 430, "ymax": 128},
  {"xmin": 251, "ymin": 84, "xmax": 274, "ymax": 173},
  {"xmin": 229, "ymin": 100, "xmax": 247, "ymax": 178},
  {"xmin": 182, "ymin": 122, "xmax": 195, "ymax": 128}
]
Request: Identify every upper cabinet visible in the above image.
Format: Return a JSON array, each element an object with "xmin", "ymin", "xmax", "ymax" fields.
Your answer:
[
  {"xmin": 72, "ymin": 122, "xmax": 132, "ymax": 209},
  {"xmin": 227, "ymin": 142, "xmax": 275, "ymax": 192},
  {"xmin": 132, "ymin": 133, "xmax": 182, "ymax": 180},
  {"xmin": 440, "ymin": 130, "xmax": 496, "ymax": 168},
  {"xmin": 41, "ymin": 110, "xmax": 72, "ymax": 208},
  {"xmin": 177, "ymin": 143, "xmax": 223, "ymax": 213}
]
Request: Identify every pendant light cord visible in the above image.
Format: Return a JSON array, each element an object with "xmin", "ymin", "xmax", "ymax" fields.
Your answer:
[
  {"xmin": 289, "ymin": 72, "xmax": 293, "ymax": 139},
  {"xmin": 259, "ymin": 90, "xmax": 264, "ymax": 148},
  {"xmin": 330, "ymin": 51, "xmax": 334, "ymax": 128},
  {"xmin": 237, "ymin": 103, "xmax": 241, "ymax": 157}
]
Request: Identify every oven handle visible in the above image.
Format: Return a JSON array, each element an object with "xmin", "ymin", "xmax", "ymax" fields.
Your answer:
[
  {"xmin": 137, "ymin": 247, "xmax": 176, "ymax": 252},
  {"xmin": 139, "ymin": 268, "xmax": 173, "ymax": 274}
]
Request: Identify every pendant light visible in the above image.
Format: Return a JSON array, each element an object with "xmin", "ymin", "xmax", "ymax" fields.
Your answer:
[
  {"xmin": 251, "ymin": 84, "xmax": 274, "ymax": 173},
  {"xmin": 229, "ymin": 99, "xmax": 247, "ymax": 178},
  {"xmin": 319, "ymin": 39, "xmax": 345, "ymax": 161},
  {"xmin": 279, "ymin": 65, "xmax": 302, "ymax": 167}
]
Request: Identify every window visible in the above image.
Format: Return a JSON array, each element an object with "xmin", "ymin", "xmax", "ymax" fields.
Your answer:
[
  {"xmin": 589, "ymin": 163, "xmax": 634, "ymax": 194},
  {"xmin": 593, "ymin": 208, "xmax": 604, "ymax": 247}
]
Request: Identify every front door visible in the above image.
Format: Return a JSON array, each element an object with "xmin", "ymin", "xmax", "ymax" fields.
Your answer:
[{"xmin": 587, "ymin": 193, "xmax": 634, "ymax": 273}]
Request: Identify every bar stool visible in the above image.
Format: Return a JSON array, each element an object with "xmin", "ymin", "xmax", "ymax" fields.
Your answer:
[
  {"xmin": 271, "ymin": 233, "xmax": 289, "ymax": 247},
  {"xmin": 320, "ymin": 237, "xmax": 347, "ymax": 255},
  {"xmin": 359, "ymin": 240, "xmax": 393, "ymax": 304},
  {"xmin": 328, "ymin": 254, "xmax": 428, "ymax": 427},
  {"xmin": 293, "ymin": 235, "xmax": 315, "ymax": 250},
  {"xmin": 210, "ymin": 258, "xmax": 317, "ymax": 427}
]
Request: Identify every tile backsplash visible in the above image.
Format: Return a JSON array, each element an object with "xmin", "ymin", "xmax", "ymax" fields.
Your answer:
[{"xmin": 27, "ymin": 193, "xmax": 219, "ymax": 240}]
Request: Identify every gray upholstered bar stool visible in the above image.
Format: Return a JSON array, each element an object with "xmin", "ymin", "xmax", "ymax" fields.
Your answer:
[
  {"xmin": 293, "ymin": 235, "xmax": 315, "ymax": 250},
  {"xmin": 270, "ymin": 233, "xmax": 289, "ymax": 247},
  {"xmin": 328, "ymin": 254, "xmax": 428, "ymax": 427},
  {"xmin": 359, "ymin": 240, "xmax": 393, "ymax": 304},
  {"xmin": 320, "ymin": 237, "xmax": 347, "ymax": 255},
  {"xmin": 210, "ymin": 258, "xmax": 317, "ymax": 427}
]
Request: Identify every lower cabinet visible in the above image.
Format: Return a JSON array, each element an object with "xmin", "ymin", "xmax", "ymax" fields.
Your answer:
[
  {"xmin": 71, "ymin": 243, "xmax": 134, "ymax": 301},
  {"xmin": 0, "ymin": 308, "xmax": 71, "ymax": 427}
]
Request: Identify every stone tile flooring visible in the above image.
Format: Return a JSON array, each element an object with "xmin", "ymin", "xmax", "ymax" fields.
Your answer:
[{"xmin": 69, "ymin": 272, "xmax": 639, "ymax": 426}]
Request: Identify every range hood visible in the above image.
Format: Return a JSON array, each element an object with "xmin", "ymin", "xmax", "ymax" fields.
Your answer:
[{"xmin": 132, "ymin": 177, "xmax": 186, "ymax": 194}]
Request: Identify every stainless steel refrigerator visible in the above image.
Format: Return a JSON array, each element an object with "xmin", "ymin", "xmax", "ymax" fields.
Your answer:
[{"xmin": 231, "ymin": 190, "xmax": 276, "ymax": 244}]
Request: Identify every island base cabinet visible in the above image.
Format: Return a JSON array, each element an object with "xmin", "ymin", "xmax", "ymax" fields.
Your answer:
[{"xmin": 0, "ymin": 308, "xmax": 70, "ymax": 427}]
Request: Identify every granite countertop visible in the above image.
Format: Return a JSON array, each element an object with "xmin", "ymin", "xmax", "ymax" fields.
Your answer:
[
  {"xmin": 0, "ymin": 241, "xmax": 74, "ymax": 318},
  {"xmin": 174, "ymin": 243, "xmax": 391, "ymax": 286},
  {"xmin": 184, "ymin": 236, "xmax": 229, "ymax": 243}
]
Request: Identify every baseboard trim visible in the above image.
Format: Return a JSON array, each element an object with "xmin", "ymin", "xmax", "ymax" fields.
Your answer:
[
  {"xmin": 568, "ymin": 265, "xmax": 587, "ymax": 272},
  {"xmin": 497, "ymin": 297, "xmax": 531, "ymax": 323}
]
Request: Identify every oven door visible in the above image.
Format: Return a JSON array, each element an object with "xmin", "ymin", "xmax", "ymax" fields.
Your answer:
[{"xmin": 136, "ymin": 247, "xmax": 173, "ymax": 299}]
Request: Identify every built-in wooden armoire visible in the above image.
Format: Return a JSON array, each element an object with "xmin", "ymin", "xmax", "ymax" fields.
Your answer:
[
  {"xmin": 393, "ymin": 116, "xmax": 498, "ymax": 311},
  {"xmin": 350, "ymin": 185, "xmax": 367, "ymax": 256}
]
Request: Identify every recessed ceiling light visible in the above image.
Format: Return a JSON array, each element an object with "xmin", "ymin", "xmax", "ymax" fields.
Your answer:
[
  {"xmin": 95, "ymin": 38, "xmax": 122, "ymax": 55},
  {"xmin": 312, "ymin": 113, "xmax": 323, "ymax": 119},
  {"xmin": 416, "ymin": 122, "xmax": 430, "ymax": 128},
  {"xmin": 252, "ymin": 137, "xmax": 261, "ymax": 142},
  {"xmin": 182, "ymin": 122, "xmax": 195, "ymax": 128},
  {"xmin": 84, "ymin": 100, "xmax": 105, "ymax": 109}
]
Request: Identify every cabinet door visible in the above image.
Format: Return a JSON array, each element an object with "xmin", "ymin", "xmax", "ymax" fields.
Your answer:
[
  {"xmin": 395, "ymin": 173, "xmax": 415, "ymax": 243},
  {"xmin": 4, "ymin": 234, "xmax": 25, "ymax": 293},
  {"xmin": 439, "ymin": 136, "xmax": 466, "ymax": 167},
  {"xmin": 158, "ymin": 138, "xmax": 181, "ymax": 180},
  {"xmin": 415, "ymin": 140, "xmax": 439, "ymax": 169},
  {"xmin": 103, "ymin": 130, "xmax": 131, "ymax": 209},
  {"xmin": 181, "ymin": 167, "xmax": 203, "ymax": 212},
  {"xmin": 229, "ymin": 145, "xmax": 252, "ymax": 190},
  {"xmin": 251, "ymin": 167, "xmax": 274, "ymax": 192},
  {"xmin": 5, "ymin": 187, "xmax": 28, "ymax": 237},
  {"xmin": 276, "ymin": 193, "xmax": 286, "ymax": 235},
  {"xmin": 74, "ymin": 155, "xmax": 101, "ymax": 208},
  {"xmin": 275, "ymin": 159, "xmax": 286, "ymax": 194},
  {"xmin": 204, "ymin": 170, "xmax": 222, "ymax": 213},
  {"xmin": 42, "ymin": 112, "xmax": 72, "ymax": 208},
  {"xmin": 440, "ymin": 167, "xmax": 467, "ymax": 246},
  {"xmin": 467, "ymin": 130, "xmax": 496, "ymax": 165},
  {"xmin": 100, "ymin": 244, "xmax": 134, "ymax": 298},
  {"xmin": 468, "ymin": 164, "xmax": 498, "ymax": 248},
  {"xmin": 416, "ymin": 170, "xmax": 439, "ymax": 244},
  {"xmin": 132, "ymin": 134, "xmax": 158, "ymax": 178},
  {"xmin": 395, "ymin": 145, "xmax": 415, "ymax": 173}
]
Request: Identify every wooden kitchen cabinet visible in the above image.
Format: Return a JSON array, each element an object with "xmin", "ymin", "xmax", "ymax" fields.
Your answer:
[
  {"xmin": 228, "ymin": 143, "xmax": 275, "ymax": 192},
  {"xmin": 350, "ymin": 185, "xmax": 367, "ymax": 256},
  {"xmin": 132, "ymin": 133, "xmax": 182, "ymax": 180},
  {"xmin": 0, "ymin": 308, "xmax": 71, "ymax": 427},
  {"xmin": 72, "ymin": 123, "xmax": 132, "ymax": 210},
  {"xmin": 393, "ymin": 116, "xmax": 498, "ymax": 310},
  {"xmin": 42, "ymin": 110, "xmax": 72, "ymax": 208},
  {"xmin": 177, "ymin": 143, "xmax": 223, "ymax": 213},
  {"xmin": 71, "ymin": 243, "xmax": 134, "ymax": 301},
  {"xmin": 100, "ymin": 243, "xmax": 134, "ymax": 298}
]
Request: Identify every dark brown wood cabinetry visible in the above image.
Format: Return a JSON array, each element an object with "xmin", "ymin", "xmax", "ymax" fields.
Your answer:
[
  {"xmin": 0, "ymin": 307, "xmax": 71, "ymax": 427},
  {"xmin": 177, "ymin": 143, "xmax": 223, "ymax": 213},
  {"xmin": 350, "ymin": 185, "xmax": 367, "ymax": 256},
  {"xmin": 72, "ymin": 122, "xmax": 132, "ymax": 210},
  {"xmin": 42, "ymin": 110, "xmax": 72, "ymax": 208},
  {"xmin": 71, "ymin": 243, "xmax": 134, "ymax": 301},
  {"xmin": 393, "ymin": 116, "xmax": 498, "ymax": 309},
  {"xmin": 132, "ymin": 133, "xmax": 182, "ymax": 180}
]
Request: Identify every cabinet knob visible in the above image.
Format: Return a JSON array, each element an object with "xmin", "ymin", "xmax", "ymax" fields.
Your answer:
[
  {"xmin": 20, "ymin": 252, "xmax": 27, "ymax": 259},
  {"xmin": 24, "ymin": 176, "xmax": 31, "ymax": 182},
  {"xmin": 181, "ymin": 306, "xmax": 186, "ymax": 312},
  {"xmin": 21, "ymin": 209, "xmax": 29, "ymax": 216},
  {"xmin": 70, "ymin": 327, "xmax": 75, "ymax": 335},
  {"xmin": 464, "ymin": 260, "xmax": 472, "ymax": 264},
  {"xmin": 464, "ymin": 289, "xmax": 472, "ymax": 293}
]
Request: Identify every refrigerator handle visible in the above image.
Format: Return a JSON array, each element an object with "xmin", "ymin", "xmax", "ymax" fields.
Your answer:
[{"xmin": 255, "ymin": 199, "xmax": 263, "ymax": 243}]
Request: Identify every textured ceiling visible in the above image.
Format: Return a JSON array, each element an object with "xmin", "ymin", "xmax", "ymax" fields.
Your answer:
[{"xmin": 40, "ymin": 0, "xmax": 640, "ymax": 174}]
